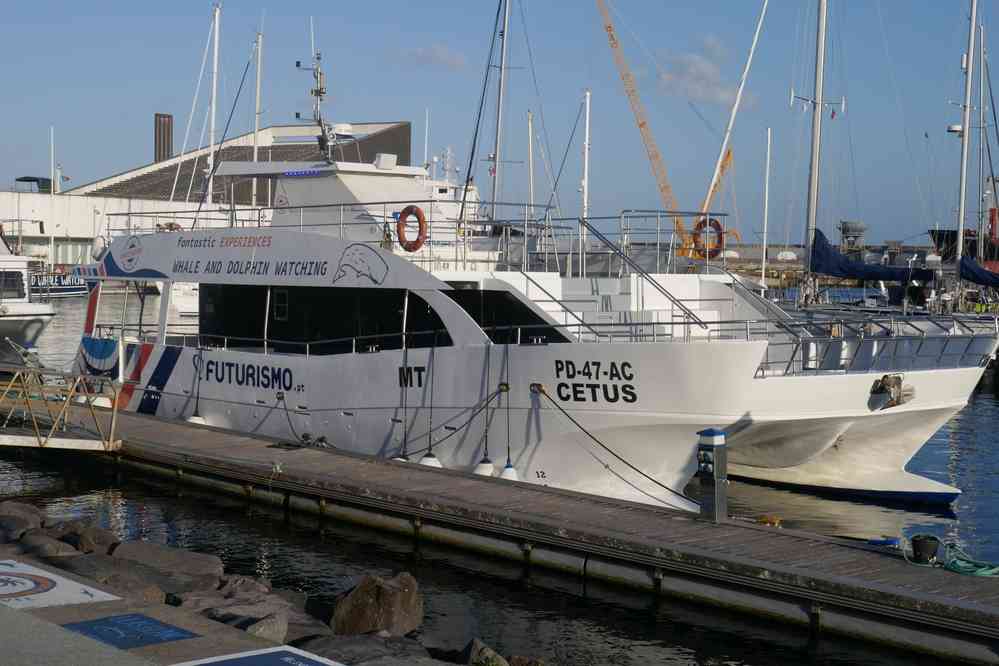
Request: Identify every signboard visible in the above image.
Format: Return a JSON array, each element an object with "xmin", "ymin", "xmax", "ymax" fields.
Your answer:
[
  {"xmin": 0, "ymin": 560, "xmax": 119, "ymax": 609},
  {"xmin": 172, "ymin": 646, "xmax": 347, "ymax": 666},
  {"xmin": 63, "ymin": 613, "xmax": 199, "ymax": 649}
]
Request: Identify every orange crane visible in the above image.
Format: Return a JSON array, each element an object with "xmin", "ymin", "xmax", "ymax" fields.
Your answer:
[
  {"xmin": 595, "ymin": 0, "xmax": 691, "ymax": 253},
  {"xmin": 596, "ymin": 0, "xmax": 738, "ymax": 257}
]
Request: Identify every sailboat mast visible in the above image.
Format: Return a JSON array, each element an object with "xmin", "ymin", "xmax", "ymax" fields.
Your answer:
[
  {"xmin": 978, "ymin": 23, "xmax": 986, "ymax": 262},
  {"xmin": 490, "ymin": 0, "xmax": 511, "ymax": 222},
  {"xmin": 957, "ymin": 0, "xmax": 979, "ymax": 266},
  {"xmin": 207, "ymin": 3, "xmax": 220, "ymax": 205},
  {"xmin": 252, "ymin": 30, "xmax": 263, "ymax": 208},
  {"xmin": 761, "ymin": 127, "xmax": 772, "ymax": 295},
  {"xmin": 803, "ymin": 0, "xmax": 828, "ymax": 285},
  {"xmin": 582, "ymin": 88, "xmax": 591, "ymax": 278}
]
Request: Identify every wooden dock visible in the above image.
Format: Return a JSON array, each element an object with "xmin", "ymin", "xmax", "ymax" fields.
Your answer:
[{"xmin": 10, "ymin": 405, "xmax": 999, "ymax": 664}]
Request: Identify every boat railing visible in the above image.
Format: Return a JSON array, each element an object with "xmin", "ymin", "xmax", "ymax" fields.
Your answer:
[{"xmin": 91, "ymin": 312, "xmax": 997, "ymax": 376}]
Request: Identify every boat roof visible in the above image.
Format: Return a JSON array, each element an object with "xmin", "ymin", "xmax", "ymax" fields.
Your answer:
[
  {"xmin": 74, "ymin": 228, "xmax": 449, "ymax": 291},
  {"xmin": 215, "ymin": 160, "xmax": 427, "ymax": 179}
]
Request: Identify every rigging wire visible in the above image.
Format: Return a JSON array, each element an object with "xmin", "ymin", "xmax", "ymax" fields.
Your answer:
[
  {"xmin": 518, "ymin": 0, "xmax": 563, "ymax": 216},
  {"xmin": 543, "ymin": 100, "xmax": 585, "ymax": 213},
  {"xmin": 874, "ymin": 0, "xmax": 933, "ymax": 231},
  {"xmin": 186, "ymin": 104, "xmax": 212, "ymax": 203},
  {"xmin": 191, "ymin": 46, "xmax": 254, "ymax": 229},
  {"xmin": 171, "ymin": 16, "xmax": 214, "ymax": 203},
  {"xmin": 534, "ymin": 385, "xmax": 694, "ymax": 506},
  {"xmin": 458, "ymin": 0, "xmax": 504, "ymax": 224}
]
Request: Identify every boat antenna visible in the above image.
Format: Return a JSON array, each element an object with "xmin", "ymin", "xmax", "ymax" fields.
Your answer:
[
  {"xmin": 458, "ymin": 0, "xmax": 505, "ymax": 225},
  {"xmin": 296, "ymin": 20, "xmax": 333, "ymax": 164}
]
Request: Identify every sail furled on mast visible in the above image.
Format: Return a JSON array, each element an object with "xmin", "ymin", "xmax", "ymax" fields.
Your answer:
[
  {"xmin": 960, "ymin": 255, "xmax": 999, "ymax": 288},
  {"xmin": 810, "ymin": 229, "xmax": 934, "ymax": 282}
]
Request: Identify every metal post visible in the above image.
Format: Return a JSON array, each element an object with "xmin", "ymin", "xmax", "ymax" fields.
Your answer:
[
  {"xmin": 761, "ymin": 127, "xmax": 772, "ymax": 295},
  {"xmin": 207, "ymin": 3, "xmax": 220, "ymax": 205},
  {"xmin": 803, "ymin": 0, "xmax": 829, "ymax": 292},
  {"xmin": 696, "ymin": 428, "xmax": 728, "ymax": 522},
  {"xmin": 490, "ymin": 0, "xmax": 511, "ymax": 222},
  {"xmin": 263, "ymin": 286, "xmax": 271, "ymax": 354},
  {"xmin": 957, "ymin": 0, "xmax": 979, "ymax": 268},
  {"xmin": 581, "ymin": 89, "xmax": 591, "ymax": 278},
  {"xmin": 252, "ymin": 30, "xmax": 263, "ymax": 208},
  {"xmin": 978, "ymin": 23, "xmax": 986, "ymax": 262}
]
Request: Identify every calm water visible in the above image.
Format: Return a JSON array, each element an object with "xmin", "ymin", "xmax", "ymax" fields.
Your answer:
[{"xmin": 8, "ymin": 296, "xmax": 997, "ymax": 664}]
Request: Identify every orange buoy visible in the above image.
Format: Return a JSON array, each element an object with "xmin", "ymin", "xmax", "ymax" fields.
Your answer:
[{"xmin": 396, "ymin": 205, "xmax": 427, "ymax": 252}]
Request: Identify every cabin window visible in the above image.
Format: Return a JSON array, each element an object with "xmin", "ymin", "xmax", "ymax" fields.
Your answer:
[
  {"xmin": 438, "ymin": 187, "xmax": 448, "ymax": 194},
  {"xmin": 199, "ymin": 285, "xmax": 451, "ymax": 355},
  {"xmin": 272, "ymin": 289, "xmax": 289, "ymax": 322},
  {"xmin": 0, "ymin": 272, "xmax": 25, "ymax": 299},
  {"xmin": 442, "ymin": 287, "xmax": 569, "ymax": 344}
]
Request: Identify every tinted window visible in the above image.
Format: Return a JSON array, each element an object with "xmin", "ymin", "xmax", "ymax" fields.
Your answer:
[{"xmin": 443, "ymin": 287, "xmax": 568, "ymax": 344}]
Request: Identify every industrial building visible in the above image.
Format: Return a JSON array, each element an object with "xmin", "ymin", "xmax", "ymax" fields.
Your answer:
[{"xmin": 0, "ymin": 117, "xmax": 412, "ymax": 268}]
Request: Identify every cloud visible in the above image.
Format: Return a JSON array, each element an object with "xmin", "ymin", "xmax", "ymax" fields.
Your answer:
[
  {"xmin": 403, "ymin": 43, "xmax": 466, "ymax": 71},
  {"xmin": 656, "ymin": 35, "xmax": 742, "ymax": 107}
]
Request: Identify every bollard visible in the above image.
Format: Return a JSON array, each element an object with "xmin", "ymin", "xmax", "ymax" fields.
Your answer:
[{"xmin": 696, "ymin": 428, "xmax": 727, "ymax": 522}]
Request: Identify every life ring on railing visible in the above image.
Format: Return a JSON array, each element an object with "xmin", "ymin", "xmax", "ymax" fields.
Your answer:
[
  {"xmin": 396, "ymin": 205, "xmax": 427, "ymax": 252},
  {"xmin": 692, "ymin": 217, "xmax": 723, "ymax": 259}
]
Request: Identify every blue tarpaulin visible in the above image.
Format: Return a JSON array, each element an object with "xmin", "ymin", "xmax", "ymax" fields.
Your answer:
[
  {"xmin": 811, "ymin": 229, "xmax": 934, "ymax": 282},
  {"xmin": 960, "ymin": 255, "xmax": 999, "ymax": 288}
]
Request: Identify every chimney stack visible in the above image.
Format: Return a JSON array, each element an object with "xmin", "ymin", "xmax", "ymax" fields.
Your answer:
[{"xmin": 154, "ymin": 113, "xmax": 173, "ymax": 162}]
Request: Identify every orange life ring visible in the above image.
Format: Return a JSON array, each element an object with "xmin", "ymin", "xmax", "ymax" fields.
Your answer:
[
  {"xmin": 396, "ymin": 205, "xmax": 427, "ymax": 252},
  {"xmin": 692, "ymin": 217, "xmax": 724, "ymax": 259}
]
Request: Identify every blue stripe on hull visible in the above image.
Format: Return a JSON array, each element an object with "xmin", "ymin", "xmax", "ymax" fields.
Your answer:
[{"xmin": 136, "ymin": 347, "xmax": 182, "ymax": 415}]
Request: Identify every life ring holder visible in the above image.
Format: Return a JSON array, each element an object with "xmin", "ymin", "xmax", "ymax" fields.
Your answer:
[
  {"xmin": 692, "ymin": 217, "xmax": 724, "ymax": 259},
  {"xmin": 396, "ymin": 205, "xmax": 428, "ymax": 252}
]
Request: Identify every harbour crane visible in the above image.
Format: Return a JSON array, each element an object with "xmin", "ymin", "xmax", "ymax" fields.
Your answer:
[{"xmin": 596, "ymin": 0, "xmax": 737, "ymax": 257}]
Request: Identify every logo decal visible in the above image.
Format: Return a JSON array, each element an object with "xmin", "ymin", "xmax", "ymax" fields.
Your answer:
[
  {"xmin": 333, "ymin": 243, "xmax": 389, "ymax": 285},
  {"xmin": 119, "ymin": 236, "xmax": 143, "ymax": 272},
  {"xmin": 0, "ymin": 573, "xmax": 57, "ymax": 599}
]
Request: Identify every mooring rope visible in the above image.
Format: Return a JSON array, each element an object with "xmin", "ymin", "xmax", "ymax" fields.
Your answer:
[{"xmin": 533, "ymin": 384, "xmax": 695, "ymax": 507}]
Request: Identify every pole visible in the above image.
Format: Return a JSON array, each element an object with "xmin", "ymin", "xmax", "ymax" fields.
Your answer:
[
  {"xmin": 702, "ymin": 0, "xmax": 769, "ymax": 214},
  {"xmin": 761, "ymin": 127, "xmax": 772, "ymax": 295},
  {"xmin": 49, "ymin": 126, "xmax": 55, "ymax": 196},
  {"xmin": 252, "ymin": 30, "xmax": 263, "ymax": 208},
  {"xmin": 527, "ymin": 110, "xmax": 535, "ymax": 215},
  {"xmin": 581, "ymin": 89, "xmax": 591, "ymax": 278},
  {"xmin": 978, "ymin": 24, "xmax": 986, "ymax": 262},
  {"xmin": 49, "ymin": 126, "xmax": 54, "ymax": 269},
  {"xmin": 207, "ymin": 3, "xmax": 220, "ymax": 205},
  {"xmin": 490, "ymin": 0, "xmax": 511, "ymax": 222},
  {"xmin": 424, "ymin": 108, "xmax": 430, "ymax": 171},
  {"xmin": 957, "ymin": 0, "xmax": 979, "ymax": 268},
  {"xmin": 803, "ymin": 0, "xmax": 828, "ymax": 295}
]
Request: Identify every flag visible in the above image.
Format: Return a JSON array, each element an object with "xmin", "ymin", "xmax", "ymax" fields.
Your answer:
[{"xmin": 61, "ymin": 175, "xmax": 71, "ymax": 182}]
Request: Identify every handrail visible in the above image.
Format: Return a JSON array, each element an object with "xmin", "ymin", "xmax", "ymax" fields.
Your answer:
[
  {"xmin": 517, "ymin": 270, "xmax": 603, "ymax": 339},
  {"xmin": 577, "ymin": 217, "xmax": 708, "ymax": 329}
]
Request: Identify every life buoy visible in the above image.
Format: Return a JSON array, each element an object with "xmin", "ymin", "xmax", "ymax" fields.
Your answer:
[
  {"xmin": 396, "ymin": 205, "xmax": 427, "ymax": 252},
  {"xmin": 692, "ymin": 217, "xmax": 724, "ymax": 259}
]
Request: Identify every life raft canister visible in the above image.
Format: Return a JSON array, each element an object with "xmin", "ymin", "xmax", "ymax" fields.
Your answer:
[
  {"xmin": 396, "ymin": 205, "xmax": 428, "ymax": 252},
  {"xmin": 692, "ymin": 217, "xmax": 724, "ymax": 259}
]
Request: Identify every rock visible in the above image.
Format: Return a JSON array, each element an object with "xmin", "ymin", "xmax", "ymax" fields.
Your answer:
[
  {"xmin": 360, "ymin": 658, "xmax": 457, "ymax": 666},
  {"xmin": 218, "ymin": 574, "xmax": 271, "ymax": 598},
  {"xmin": 332, "ymin": 573, "xmax": 423, "ymax": 637},
  {"xmin": 285, "ymin": 616, "xmax": 335, "ymax": 645},
  {"xmin": 48, "ymin": 553, "xmax": 219, "ymax": 595},
  {"xmin": 20, "ymin": 533, "xmax": 80, "ymax": 558},
  {"xmin": 0, "ymin": 543, "xmax": 26, "ymax": 558},
  {"xmin": 102, "ymin": 574, "xmax": 166, "ymax": 605},
  {"xmin": 271, "ymin": 587, "xmax": 307, "ymax": 608},
  {"xmin": 62, "ymin": 526, "xmax": 119, "ymax": 554},
  {"xmin": 462, "ymin": 639, "xmax": 509, "ymax": 666},
  {"xmin": 112, "ymin": 541, "xmax": 224, "ymax": 580},
  {"xmin": 0, "ymin": 501, "xmax": 42, "ymax": 528},
  {"xmin": 31, "ymin": 520, "xmax": 84, "ymax": 541},
  {"xmin": 244, "ymin": 612, "xmax": 288, "ymax": 643},
  {"xmin": 293, "ymin": 634, "xmax": 430, "ymax": 664},
  {"xmin": 508, "ymin": 658, "xmax": 545, "ymax": 666},
  {"xmin": 0, "ymin": 516, "xmax": 31, "ymax": 543}
]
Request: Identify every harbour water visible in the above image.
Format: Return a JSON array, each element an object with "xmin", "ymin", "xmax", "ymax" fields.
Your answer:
[{"xmin": 10, "ymin": 296, "xmax": 998, "ymax": 663}]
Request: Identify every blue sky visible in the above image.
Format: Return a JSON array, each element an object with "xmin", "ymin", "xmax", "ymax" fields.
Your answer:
[{"xmin": 0, "ymin": 1, "xmax": 994, "ymax": 244}]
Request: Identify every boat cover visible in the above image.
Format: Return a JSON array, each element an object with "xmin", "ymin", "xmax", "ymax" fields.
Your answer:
[
  {"xmin": 811, "ymin": 229, "xmax": 934, "ymax": 282},
  {"xmin": 960, "ymin": 254, "xmax": 999, "ymax": 288}
]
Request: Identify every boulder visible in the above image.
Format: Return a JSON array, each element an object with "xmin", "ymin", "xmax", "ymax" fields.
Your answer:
[
  {"xmin": 0, "ymin": 543, "xmax": 26, "ymax": 558},
  {"xmin": 508, "ymin": 658, "xmax": 546, "ymax": 666},
  {"xmin": 48, "ymin": 553, "xmax": 219, "ymax": 596},
  {"xmin": 62, "ymin": 526, "xmax": 119, "ymax": 555},
  {"xmin": 293, "ymin": 634, "xmax": 430, "ymax": 664},
  {"xmin": 244, "ymin": 612, "xmax": 289, "ymax": 643},
  {"xmin": 102, "ymin": 574, "xmax": 166, "ymax": 605},
  {"xmin": 360, "ymin": 658, "xmax": 457, "ymax": 666},
  {"xmin": 0, "ymin": 501, "xmax": 42, "ymax": 529},
  {"xmin": 111, "ymin": 541, "xmax": 224, "ymax": 580},
  {"xmin": 462, "ymin": 639, "xmax": 509, "ymax": 666},
  {"xmin": 332, "ymin": 573, "xmax": 423, "ymax": 637},
  {"xmin": 30, "ymin": 520, "xmax": 84, "ymax": 541},
  {"xmin": 217, "ymin": 574, "xmax": 271, "ymax": 598},
  {"xmin": 20, "ymin": 533, "xmax": 80, "ymax": 558},
  {"xmin": 0, "ymin": 516, "xmax": 31, "ymax": 543}
]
